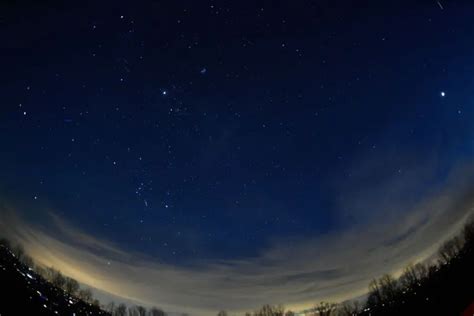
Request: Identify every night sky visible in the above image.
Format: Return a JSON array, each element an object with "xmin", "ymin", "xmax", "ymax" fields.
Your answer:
[{"xmin": 2, "ymin": 1, "xmax": 474, "ymax": 314}]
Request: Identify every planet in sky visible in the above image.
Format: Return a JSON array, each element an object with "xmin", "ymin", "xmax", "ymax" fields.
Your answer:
[{"xmin": 1, "ymin": 1, "xmax": 474, "ymax": 315}]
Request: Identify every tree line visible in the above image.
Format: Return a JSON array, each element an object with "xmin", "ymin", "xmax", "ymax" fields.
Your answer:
[
  {"xmin": 0, "ymin": 237, "xmax": 167, "ymax": 316},
  {"xmin": 217, "ymin": 215, "xmax": 474, "ymax": 316},
  {"xmin": 1, "ymin": 214, "xmax": 473, "ymax": 316}
]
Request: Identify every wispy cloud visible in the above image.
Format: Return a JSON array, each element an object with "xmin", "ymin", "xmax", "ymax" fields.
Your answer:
[{"xmin": 1, "ymin": 164, "xmax": 473, "ymax": 315}]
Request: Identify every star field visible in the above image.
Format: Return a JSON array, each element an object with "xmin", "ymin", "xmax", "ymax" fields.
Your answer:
[{"xmin": 1, "ymin": 2, "xmax": 474, "ymax": 313}]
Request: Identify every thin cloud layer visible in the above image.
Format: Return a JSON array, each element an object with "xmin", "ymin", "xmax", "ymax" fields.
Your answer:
[{"xmin": 1, "ymin": 165, "xmax": 473, "ymax": 315}]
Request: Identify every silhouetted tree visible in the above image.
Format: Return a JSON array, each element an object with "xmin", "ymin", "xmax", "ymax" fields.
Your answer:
[
  {"xmin": 125, "ymin": 306, "xmax": 148, "ymax": 316},
  {"xmin": 217, "ymin": 311, "xmax": 228, "ymax": 316},
  {"xmin": 78, "ymin": 288, "xmax": 93, "ymax": 303},
  {"xmin": 358, "ymin": 214, "xmax": 474, "ymax": 315},
  {"xmin": 35, "ymin": 265, "xmax": 46, "ymax": 278},
  {"xmin": 64, "ymin": 277, "xmax": 80, "ymax": 295},
  {"xmin": 284, "ymin": 310, "xmax": 295, "ymax": 316},
  {"xmin": 128, "ymin": 306, "xmax": 139, "ymax": 316},
  {"xmin": 337, "ymin": 301, "xmax": 360, "ymax": 316},
  {"xmin": 43, "ymin": 267, "xmax": 58, "ymax": 282},
  {"xmin": 20, "ymin": 254, "xmax": 35, "ymax": 269},
  {"xmin": 149, "ymin": 307, "xmax": 166, "ymax": 316},
  {"xmin": 365, "ymin": 274, "xmax": 398, "ymax": 310},
  {"xmin": 51, "ymin": 269, "xmax": 66, "ymax": 289},
  {"xmin": 399, "ymin": 262, "xmax": 428, "ymax": 290},
  {"xmin": 12, "ymin": 244, "xmax": 25, "ymax": 261},
  {"xmin": 378, "ymin": 274, "xmax": 398, "ymax": 303},
  {"xmin": 413, "ymin": 262, "xmax": 428, "ymax": 280},
  {"xmin": 365, "ymin": 291, "xmax": 379, "ymax": 310},
  {"xmin": 427, "ymin": 264, "xmax": 438, "ymax": 279},
  {"xmin": 106, "ymin": 302, "xmax": 116, "ymax": 314},
  {"xmin": 367, "ymin": 279, "xmax": 382, "ymax": 307},
  {"xmin": 400, "ymin": 263, "xmax": 417, "ymax": 289},
  {"xmin": 136, "ymin": 305, "xmax": 147, "ymax": 316},
  {"xmin": 438, "ymin": 235, "xmax": 463, "ymax": 264},
  {"xmin": 314, "ymin": 301, "xmax": 337, "ymax": 316},
  {"xmin": 115, "ymin": 303, "xmax": 128, "ymax": 316},
  {"xmin": 253, "ymin": 304, "xmax": 285, "ymax": 316}
]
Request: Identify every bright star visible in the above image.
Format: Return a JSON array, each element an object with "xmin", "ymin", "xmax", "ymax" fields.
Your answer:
[{"xmin": 441, "ymin": 91, "xmax": 446, "ymax": 97}]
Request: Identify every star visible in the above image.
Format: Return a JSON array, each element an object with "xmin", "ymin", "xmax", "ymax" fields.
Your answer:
[{"xmin": 3, "ymin": 3, "xmax": 473, "ymax": 315}]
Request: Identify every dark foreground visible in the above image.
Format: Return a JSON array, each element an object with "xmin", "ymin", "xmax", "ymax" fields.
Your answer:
[
  {"xmin": 0, "ymin": 244, "xmax": 110, "ymax": 316},
  {"xmin": 0, "ymin": 233, "xmax": 473, "ymax": 316},
  {"xmin": 359, "ymin": 243, "xmax": 474, "ymax": 316}
]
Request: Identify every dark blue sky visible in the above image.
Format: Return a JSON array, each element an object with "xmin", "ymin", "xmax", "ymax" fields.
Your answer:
[{"xmin": 1, "ymin": 0, "xmax": 474, "ymax": 267}]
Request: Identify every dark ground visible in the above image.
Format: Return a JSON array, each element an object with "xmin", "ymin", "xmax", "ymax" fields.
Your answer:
[
  {"xmin": 358, "ymin": 238, "xmax": 474, "ymax": 316},
  {"xmin": 0, "ymin": 244, "xmax": 110, "ymax": 316},
  {"xmin": 0, "ymin": 239, "xmax": 473, "ymax": 316}
]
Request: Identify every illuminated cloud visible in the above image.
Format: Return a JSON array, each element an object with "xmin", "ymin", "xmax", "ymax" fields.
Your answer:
[{"xmin": 1, "ymin": 164, "xmax": 473, "ymax": 315}]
